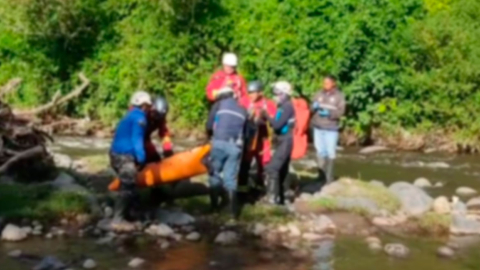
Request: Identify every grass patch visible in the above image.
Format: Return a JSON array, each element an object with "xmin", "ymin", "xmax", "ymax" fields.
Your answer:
[
  {"xmin": 240, "ymin": 204, "xmax": 293, "ymax": 224},
  {"xmin": 415, "ymin": 212, "xmax": 451, "ymax": 236},
  {"xmin": 0, "ymin": 183, "xmax": 89, "ymax": 220},
  {"xmin": 78, "ymin": 154, "xmax": 110, "ymax": 172}
]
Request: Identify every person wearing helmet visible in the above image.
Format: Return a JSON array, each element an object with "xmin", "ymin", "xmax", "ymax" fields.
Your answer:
[
  {"xmin": 205, "ymin": 86, "xmax": 248, "ymax": 219},
  {"xmin": 206, "ymin": 52, "xmax": 247, "ymax": 102},
  {"xmin": 109, "ymin": 91, "xmax": 152, "ymax": 226},
  {"xmin": 238, "ymin": 81, "xmax": 277, "ymax": 193},
  {"xmin": 260, "ymin": 81, "xmax": 296, "ymax": 205},
  {"xmin": 144, "ymin": 96, "xmax": 173, "ymax": 162}
]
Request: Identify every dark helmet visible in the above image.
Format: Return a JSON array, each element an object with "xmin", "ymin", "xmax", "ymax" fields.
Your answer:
[
  {"xmin": 153, "ymin": 96, "xmax": 169, "ymax": 115},
  {"xmin": 248, "ymin": 80, "xmax": 263, "ymax": 93}
]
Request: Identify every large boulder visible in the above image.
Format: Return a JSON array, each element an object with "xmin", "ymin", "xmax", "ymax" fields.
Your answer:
[
  {"xmin": 450, "ymin": 214, "xmax": 480, "ymax": 235},
  {"xmin": 432, "ymin": 196, "xmax": 451, "ymax": 214},
  {"xmin": 336, "ymin": 197, "xmax": 380, "ymax": 216},
  {"xmin": 1, "ymin": 224, "xmax": 27, "ymax": 242},
  {"xmin": 389, "ymin": 182, "xmax": 433, "ymax": 216}
]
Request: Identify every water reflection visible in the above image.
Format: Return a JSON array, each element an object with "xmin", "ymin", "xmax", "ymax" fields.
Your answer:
[{"xmin": 312, "ymin": 239, "xmax": 334, "ymax": 270}]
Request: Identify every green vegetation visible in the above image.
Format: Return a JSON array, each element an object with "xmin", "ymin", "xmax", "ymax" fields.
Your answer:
[
  {"xmin": 1, "ymin": 0, "xmax": 480, "ymax": 144},
  {"xmin": 415, "ymin": 212, "xmax": 451, "ymax": 236},
  {"xmin": 240, "ymin": 204, "xmax": 293, "ymax": 224},
  {"xmin": 0, "ymin": 184, "xmax": 89, "ymax": 220}
]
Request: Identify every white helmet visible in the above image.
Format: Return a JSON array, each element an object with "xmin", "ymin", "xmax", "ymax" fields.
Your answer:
[
  {"xmin": 272, "ymin": 81, "xmax": 293, "ymax": 96},
  {"xmin": 222, "ymin": 53, "xmax": 238, "ymax": 67},
  {"xmin": 130, "ymin": 91, "xmax": 152, "ymax": 106}
]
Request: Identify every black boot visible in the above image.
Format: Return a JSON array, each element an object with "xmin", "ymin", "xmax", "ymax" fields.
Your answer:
[
  {"xmin": 325, "ymin": 158, "xmax": 335, "ymax": 184},
  {"xmin": 228, "ymin": 190, "xmax": 240, "ymax": 219},
  {"xmin": 209, "ymin": 186, "xmax": 221, "ymax": 213},
  {"xmin": 265, "ymin": 173, "xmax": 281, "ymax": 205}
]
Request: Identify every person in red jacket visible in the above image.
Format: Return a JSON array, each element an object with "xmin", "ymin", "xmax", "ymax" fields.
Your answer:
[
  {"xmin": 206, "ymin": 53, "xmax": 247, "ymax": 102},
  {"xmin": 238, "ymin": 81, "xmax": 277, "ymax": 191}
]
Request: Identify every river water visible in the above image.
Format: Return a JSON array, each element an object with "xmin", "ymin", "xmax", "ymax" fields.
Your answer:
[{"xmin": 2, "ymin": 136, "xmax": 480, "ymax": 269}]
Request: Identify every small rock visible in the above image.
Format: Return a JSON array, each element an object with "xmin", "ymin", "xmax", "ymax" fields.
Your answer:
[
  {"xmin": 83, "ymin": 259, "xmax": 97, "ymax": 269},
  {"xmin": 369, "ymin": 180, "xmax": 386, "ymax": 188},
  {"xmin": 466, "ymin": 197, "xmax": 480, "ymax": 210},
  {"xmin": 53, "ymin": 153, "xmax": 73, "ymax": 168},
  {"xmin": 60, "ymin": 218, "xmax": 68, "ymax": 226},
  {"xmin": 158, "ymin": 240, "xmax": 170, "ymax": 250},
  {"xmin": 8, "ymin": 249, "xmax": 22, "ymax": 258},
  {"xmin": 45, "ymin": 233, "xmax": 53, "ymax": 239},
  {"xmin": 456, "ymin": 187, "xmax": 478, "ymax": 197},
  {"xmin": 186, "ymin": 232, "xmax": 201, "ymax": 241},
  {"xmin": 426, "ymin": 162, "xmax": 450, "ymax": 169},
  {"xmin": 128, "ymin": 258, "xmax": 145, "ymax": 268},
  {"xmin": 145, "ymin": 224, "xmax": 174, "ymax": 237},
  {"xmin": 369, "ymin": 242, "xmax": 383, "ymax": 252},
  {"xmin": 170, "ymin": 233, "xmax": 182, "ymax": 242},
  {"xmin": 437, "ymin": 246, "xmax": 455, "ymax": 258},
  {"xmin": 384, "ymin": 243, "xmax": 410, "ymax": 258},
  {"xmin": 434, "ymin": 182, "xmax": 444, "ymax": 188},
  {"xmin": 33, "ymin": 256, "xmax": 66, "ymax": 270},
  {"xmin": 214, "ymin": 231, "xmax": 239, "ymax": 245},
  {"xmin": 1, "ymin": 224, "xmax": 28, "ymax": 242},
  {"xmin": 413, "ymin": 177, "xmax": 432, "ymax": 188},
  {"xmin": 365, "ymin": 236, "xmax": 381, "ymax": 245},
  {"xmin": 288, "ymin": 223, "xmax": 302, "ymax": 237},
  {"xmin": 252, "ymin": 223, "xmax": 267, "ymax": 236},
  {"xmin": 359, "ymin": 145, "xmax": 389, "ymax": 154},
  {"xmin": 312, "ymin": 215, "xmax": 336, "ymax": 234},
  {"xmin": 156, "ymin": 210, "xmax": 195, "ymax": 226},
  {"xmin": 22, "ymin": 226, "xmax": 33, "ymax": 235},
  {"xmin": 389, "ymin": 182, "xmax": 433, "ymax": 216},
  {"xmin": 96, "ymin": 236, "xmax": 114, "ymax": 245},
  {"xmin": 433, "ymin": 196, "xmax": 451, "ymax": 214}
]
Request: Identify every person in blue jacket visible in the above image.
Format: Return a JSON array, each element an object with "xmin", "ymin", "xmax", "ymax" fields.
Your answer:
[
  {"xmin": 109, "ymin": 91, "xmax": 152, "ymax": 225},
  {"xmin": 206, "ymin": 86, "xmax": 248, "ymax": 219},
  {"xmin": 261, "ymin": 81, "xmax": 296, "ymax": 205}
]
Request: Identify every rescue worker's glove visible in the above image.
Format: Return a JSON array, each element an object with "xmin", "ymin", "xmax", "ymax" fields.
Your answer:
[
  {"xmin": 311, "ymin": 102, "xmax": 320, "ymax": 112},
  {"xmin": 162, "ymin": 137, "xmax": 173, "ymax": 152},
  {"xmin": 318, "ymin": 109, "xmax": 330, "ymax": 117}
]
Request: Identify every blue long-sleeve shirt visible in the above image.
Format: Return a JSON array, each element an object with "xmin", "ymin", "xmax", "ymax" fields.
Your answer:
[{"xmin": 110, "ymin": 107, "xmax": 147, "ymax": 164}]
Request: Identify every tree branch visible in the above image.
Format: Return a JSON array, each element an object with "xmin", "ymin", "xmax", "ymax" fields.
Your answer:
[
  {"xmin": 0, "ymin": 78, "xmax": 22, "ymax": 98},
  {"xmin": 0, "ymin": 145, "xmax": 45, "ymax": 174}
]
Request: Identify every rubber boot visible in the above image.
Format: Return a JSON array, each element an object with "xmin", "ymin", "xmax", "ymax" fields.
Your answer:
[
  {"xmin": 228, "ymin": 190, "xmax": 240, "ymax": 219},
  {"xmin": 316, "ymin": 156, "xmax": 327, "ymax": 183},
  {"xmin": 325, "ymin": 158, "xmax": 335, "ymax": 184},
  {"xmin": 265, "ymin": 173, "xmax": 281, "ymax": 205},
  {"xmin": 110, "ymin": 191, "xmax": 135, "ymax": 232},
  {"xmin": 209, "ymin": 186, "xmax": 221, "ymax": 213}
]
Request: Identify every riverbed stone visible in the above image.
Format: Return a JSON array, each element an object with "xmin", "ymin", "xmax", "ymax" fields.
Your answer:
[
  {"xmin": 426, "ymin": 162, "xmax": 450, "ymax": 169},
  {"xmin": 8, "ymin": 249, "xmax": 22, "ymax": 258},
  {"xmin": 389, "ymin": 182, "xmax": 433, "ymax": 216},
  {"xmin": 368, "ymin": 242, "xmax": 383, "ymax": 252},
  {"xmin": 83, "ymin": 259, "xmax": 97, "ymax": 269},
  {"xmin": 186, "ymin": 232, "xmax": 201, "ymax": 241},
  {"xmin": 466, "ymin": 197, "xmax": 480, "ymax": 210},
  {"xmin": 214, "ymin": 231, "xmax": 239, "ymax": 245},
  {"xmin": 437, "ymin": 246, "xmax": 455, "ymax": 259},
  {"xmin": 33, "ymin": 256, "xmax": 66, "ymax": 270},
  {"xmin": 156, "ymin": 209, "xmax": 195, "ymax": 226},
  {"xmin": 434, "ymin": 182, "xmax": 444, "ymax": 188},
  {"xmin": 288, "ymin": 223, "xmax": 302, "ymax": 237},
  {"xmin": 450, "ymin": 214, "xmax": 480, "ymax": 235},
  {"xmin": 53, "ymin": 153, "xmax": 73, "ymax": 168},
  {"xmin": 456, "ymin": 187, "xmax": 478, "ymax": 197},
  {"xmin": 384, "ymin": 243, "xmax": 410, "ymax": 258},
  {"xmin": 365, "ymin": 236, "xmax": 381, "ymax": 245},
  {"xmin": 158, "ymin": 239, "xmax": 170, "ymax": 250},
  {"xmin": 413, "ymin": 177, "xmax": 432, "ymax": 188},
  {"xmin": 336, "ymin": 197, "xmax": 379, "ymax": 215},
  {"xmin": 128, "ymin": 258, "xmax": 145, "ymax": 268},
  {"xmin": 252, "ymin": 223, "xmax": 267, "ymax": 236},
  {"xmin": 433, "ymin": 196, "xmax": 451, "ymax": 214},
  {"xmin": 145, "ymin": 224, "xmax": 174, "ymax": 237},
  {"xmin": 2, "ymin": 224, "xmax": 28, "ymax": 242},
  {"xmin": 359, "ymin": 146, "xmax": 389, "ymax": 154}
]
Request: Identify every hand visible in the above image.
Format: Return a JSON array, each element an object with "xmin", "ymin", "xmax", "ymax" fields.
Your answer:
[
  {"xmin": 162, "ymin": 141, "xmax": 173, "ymax": 152},
  {"xmin": 318, "ymin": 109, "xmax": 330, "ymax": 117},
  {"xmin": 311, "ymin": 102, "xmax": 320, "ymax": 111}
]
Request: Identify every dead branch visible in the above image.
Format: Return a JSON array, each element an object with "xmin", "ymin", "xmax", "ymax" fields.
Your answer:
[
  {"xmin": 15, "ymin": 72, "xmax": 90, "ymax": 117},
  {"xmin": 0, "ymin": 78, "xmax": 22, "ymax": 98},
  {"xmin": 0, "ymin": 145, "xmax": 45, "ymax": 174}
]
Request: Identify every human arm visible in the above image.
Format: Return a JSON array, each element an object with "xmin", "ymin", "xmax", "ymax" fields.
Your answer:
[
  {"xmin": 205, "ymin": 101, "xmax": 220, "ymax": 137},
  {"xmin": 329, "ymin": 92, "xmax": 346, "ymax": 120}
]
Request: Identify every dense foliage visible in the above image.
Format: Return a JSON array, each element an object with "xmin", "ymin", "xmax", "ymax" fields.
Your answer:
[{"xmin": 0, "ymin": 0, "xmax": 479, "ymax": 143}]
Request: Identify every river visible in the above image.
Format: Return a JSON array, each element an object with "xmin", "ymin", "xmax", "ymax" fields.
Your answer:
[{"xmin": 2, "ymin": 136, "xmax": 480, "ymax": 269}]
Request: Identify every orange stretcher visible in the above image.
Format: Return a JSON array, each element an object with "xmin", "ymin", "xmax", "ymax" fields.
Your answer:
[{"xmin": 108, "ymin": 144, "xmax": 211, "ymax": 191}]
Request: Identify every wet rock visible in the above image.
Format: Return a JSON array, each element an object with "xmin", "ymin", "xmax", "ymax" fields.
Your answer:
[
  {"xmin": 8, "ymin": 249, "xmax": 22, "ymax": 258},
  {"xmin": 426, "ymin": 162, "xmax": 450, "ymax": 169},
  {"xmin": 156, "ymin": 209, "xmax": 195, "ymax": 226},
  {"xmin": 311, "ymin": 215, "xmax": 336, "ymax": 234},
  {"xmin": 158, "ymin": 239, "xmax": 170, "ymax": 250},
  {"xmin": 365, "ymin": 236, "xmax": 381, "ymax": 245},
  {"xmin": 83, "ymin": 258, "xmax": 97, "ymax": 269},
  {"xmin": 389, "ymin": 182, "xmax": 433, "ymax": 216},
  {"xmin": 287, "ymin": 223, "xmax": 302, "ymax": 237},
  {"xmin": 359, "ymin": 146, "xmax": 389, "ymax": 154},
  {"xmin": 298, "ymin": 193, "xmax": 314, "ymax": 201},
  {"xmin": 433, "ymin": 196, "xmax": 451, "ymax": 214},
  {"xmin": 336, "ymin": 197, "xmax": 379, "ymax": 215},
  {"xmin": 170, "ymin": 233, "xmax": 183, "ymax": 242},
  {"xmin": 434, "ymin": 182, "xmax": 444, "ymax": 188},
  {"xmin": 450, "ymin": 214, "xmax": 480, "ymax": 235},
  {"xmin": 145, "ymin": 224, "xmax": 174, "ymax": 237},
  {"xmin": 53, "ymin": 153, "xmax": 73, "ymax": 168},
  {"xmin": 451, "ymin": 199, "xmax": 467, "ymax": 215},
  {"xmin": 302, "ymin": 233, "xmax": 325, "ymax": 242},
  {"xmin": 456, "ymin": 187, "xmax": 478, "ymax": 197},
  {"xmin": 22, "ymin": 226, "xmax": 33, "ymax": 235},
  {"xmin": 413, "ymin": 177, "xmax": 432, "ymax": 188},
  {"xmin": 33, "ymin": 256, "xmax": 66, "ymax": 270},
  {"xmin": 252, "ymin": 223, "xmax": 267, "ymax": 236},
  {"xmin": 186, "ymin": 232, "xmax": 201, "ymax": 241},
  {"xmin": 368, "ymin": 242, "xmax": 383, "ymax": 252},
  {"xmin": 384, "ymin": 243, "xmax": 410, "ymax": 258},
  {"xmin": 1, "ymin": 224, "xmax": 27, "ymax": 242},
  {"xmin": 369, "ymin": 180, "xmax": 386, "ymax": 188},
  {"xmin": 60, "ymin": 218, "xmax": 69, "ymax": 226},
  {"xmin": 214, "ymin": 231, "xmax": 239, "ymax": 245},
  {"xmin": 45, "ymin": 233, "xmax": 53, "ymax": 239},
  {"xmin": 437, "ymin": 246, "xmax": 455, "ymax": 258},
  {"xmin": 103, "ymin": 206, "xmax": 113, "ymax": 218},
  {"xmin": 128, "ymin": 258, "xmax": 145, "ymax": 268},
  {"xmin": 466, "ymin": 197, "xmax": 480, "ymax": 210}
]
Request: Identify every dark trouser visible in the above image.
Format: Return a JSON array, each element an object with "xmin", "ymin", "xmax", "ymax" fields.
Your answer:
[
  {"xmin": 109, "ymin": 153, "xmax": 139, "ymax": 220},
  {"xmin": 147, "ymin": 150, "xmax": 176, "ymax": 213},
  {"xmin": 265, "ymin": 136, "xmax": 293, "ymax": 205}
]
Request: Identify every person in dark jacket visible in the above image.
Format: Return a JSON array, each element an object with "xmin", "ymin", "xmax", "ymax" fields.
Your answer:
[
  {"xmin": 311, "ymin": 75, "xmax": 346, "ymax": 184},
  {"xmin": 109, "ymin": 91, "xmax": 152, "ymax": 228},
  {"xmin": 206, "ymin": 86, "xmax": 248, "ymax": 219},
  {"xmin": 261, "ymin": 81, "xmax": 296, "ymax": 205}
]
